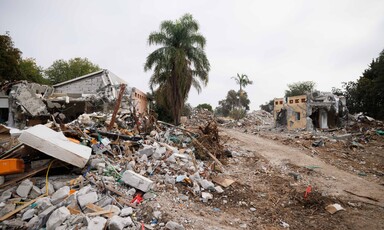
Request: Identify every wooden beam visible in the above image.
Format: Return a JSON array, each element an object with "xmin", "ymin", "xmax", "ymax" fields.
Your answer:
[{"xmin": 107, "ymin": 84, "xmax": 126, "ymax": 131}]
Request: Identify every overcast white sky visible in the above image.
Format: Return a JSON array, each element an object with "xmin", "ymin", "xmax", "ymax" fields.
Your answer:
[{"xmin": 1, "ymin": 0, "xmax": 383, "ymax": 110}]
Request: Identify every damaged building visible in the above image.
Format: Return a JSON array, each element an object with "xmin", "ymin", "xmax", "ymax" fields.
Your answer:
[
  {"xmin": 0, "ymin": 69, "xmax": 149, "ymax": 128},
  {"xmin": 273, "ymin": 92, "xmax": 348, "ymax": 131}
]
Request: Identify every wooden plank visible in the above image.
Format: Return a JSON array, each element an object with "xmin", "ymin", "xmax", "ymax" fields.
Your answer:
[
  {"xmin": 0, "ymin": 195, "xmax": 43, "ymax": 221},
  {"xmin": 18, "ymin": 125, "xmax": 91, "ymax": 168},
  {"xmin": 212, "ymin": 176, "xmax": 235, "ymax": 188}
]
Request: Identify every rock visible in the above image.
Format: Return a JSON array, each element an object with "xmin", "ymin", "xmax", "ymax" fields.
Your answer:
[
  {"xmin": 87, "ymin": 216, "xmax": 107, "ymax": 230},
  {"xmin": 89, "ymin": 158, "xmax": 104, "ymax": 169},
  {"xmin": 0, "ymin": 203, "xmax": 15, "ymax": 216},
  {"xmin": 70, "ymin": 214, "xmax": 85, "ymax": 225},
  {"xmin": 26, "ymin": 215, "xmax": 40, "ymax": 229},
  {"xmin": 165, "ymin": 221, "xmax": 185, "ymax": 230},
  {"xmin": 166, "ymin": 154, "xmax": 176, "ymax": 163},
  {"xmin": 22, "ymin": 208, "xmax": 36, "ymax": 221},
  {"xmin": 78, "ymin": 191, "xmax": 98, "ymax": 208},
  {"xmin": 46, "ymin": 206, "xmax": 70, "ymax": 230},
  {"xmin": 50, "ymin": 186, "xmax": 69, "ymax": 205},
  {"xmin": 120, "ymin": 207, "xmax": 133, "ymax": 217},
  {"xmin": 35, "ymin": 197, "xmax": 52, "ymax": 211},
  {"xmin": 77, "ymin": 185, "xmax": 93, "ymax": 196},
  {"xmin": 138, "ymin": 146, "xmax": 154, "ymax": 157},
  {"xmin": 127, "ymin": 188, "xmax": 136, "ymax": 196},
  {"xmin": 199, "ymin": 179, "xmax": 214, "ymax": 190},
  {"xmin": 16, "ymin": 179, "xmax": 33, "ymax": 198},
  {"xmin": 40, "ymin": 182, "xmax": 55, "ymax": 195},
  {"xmin": 52, "ymin": 181, "xmax": 67, "ymax": 190},
  {"xmin": 0, "ymin": 189, "xmax": 12, "ymax": 202},
  {"xmin": 165, "ymin": 174, "xmax": 176, "ymax": 185},
  {"xmin": 153, "ymin": 147, "xmax": 166, "ymax": 159},
  {"xmin": 103, "ymin": 205, "xmax": 120, "ymax": 216},
  {"xmin": 178, "ymin": 194, "xmax": 189, "ymax": 201},
  {"xmin": 108, "ymin": 215, "xmax": 131, "ymax": 230},
  {"xmin": 214, "ymin": 186, "xmax": 224, "ymax": 194},
  {"xmin": 121, "ymin": 170, "xmax": 153, "ymax": 192},
  {"xmin": 250, "ymin": 207, "xmax": 256, "ymax": 212},
  {"xmin": 96, "ymin": 196, "xmax": 112, "ymax": 207},
  {"xmin": 29, "ymin": 185, "xmax": 42, "ymax": 199},
  {"xmin": 201, "ymin": 192, "xmax": 213, "ymax": 202},
  {"xmin": 143, "ymin": 192, "xmax": 156, "ymax": 200}
]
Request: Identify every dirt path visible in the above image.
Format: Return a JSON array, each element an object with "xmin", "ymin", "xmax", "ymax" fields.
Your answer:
[{"xmin": 222, "ymin": 128, "xmax": 384, "ymax": 207}]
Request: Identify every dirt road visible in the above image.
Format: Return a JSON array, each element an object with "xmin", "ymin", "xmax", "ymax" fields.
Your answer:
[{"xmin": 223, "ymin": 128, "xmax": 384, "ymax": 206}]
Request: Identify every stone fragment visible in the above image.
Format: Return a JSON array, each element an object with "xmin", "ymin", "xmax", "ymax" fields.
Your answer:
[
  {"xmin": 165, "ymin": 221, "xmax": 185, "ymax": 230},
  {"xmin": 16, "ymin": 179, "xmax": 33, "ymax": 198},
  {"xmin": 250, "ymin": 207, "xmax": 256, "ymax": 212},
  {"xmin": 22, "ymin": 208, "xmax": 36, "ymax": 221},
  {"xmin": 120, "ymin": 207, "xmax": 133, "ymax": 217},
  {"xmin": 153, "ymin": 210, "xmax": 162, "ymax": 219},
  {"xmin": 46, "ymin": 207, "xmax": 70, "ymax": 230},
  {"xmin": 138, "ymin": 146, "xmax": 154, "ymax": 157},
  {"xmin": 201, "ymin": 192, "xmax": 213, "ymax": 202},
  {"xmin": 121, "ymin": 170, "xmax": 153, "ymax": 192},
  {"xmin": 108, "ymin": 215, "xmax": 130, "ymax": 230},
  {"xmin": 0, "ymin": 203, "xmax": 15, "ymax": 216},
  {"xmin": 77, "ymin": 185, "xmax": 92, "ymax": 196},
  {"xmin": 127, "ymin": 188, "xmax": 136, "ymax": 196},
  {"xmin": 70, "ymin": 214, "xmax": 85, "ymax": 225},
  {"xmin": 87, "ymin": 216, "xmax": 107, "ymax": 230},
  {"xmin": 29, "ymin": 185, "xmax": 42, "ymax": 198},
  {"xmin": 40, "ymin": 182, "xmax": 55, "ymax": 195},
  {"xmin": 26, "ymin": 216, "xmax": 40, "ymax": 229},
  {"xmin": 103, "ymin": 204, "xmax": 120, "ymax": 216},
  {"xmin": 0, "ymin": 189, "xmax": 12, "ymax": 202},
  {"xmin": 78, "ymin": 191, "xmax": 98, "ymax": 208},
  {"xmin": 52, "ymin": 181, "xmax": 67, "ymax": 190},
  {"xmin": 199, "ymin": 179, "xmax": 214, "ymax": 190},
  {"xmin": 35, "ymin": 197, "xmax": 52, "ymax": 211},
  {"xmin": 50, "ymin": 186, "xmax": 69, "ymax": 205},
  {"xmin": 165, "ymin": 174, "xmax": 176, "ymax": 185},
  {"xmin": 214, "ymin": 186, "xmax": 224, "ymax": 194}
]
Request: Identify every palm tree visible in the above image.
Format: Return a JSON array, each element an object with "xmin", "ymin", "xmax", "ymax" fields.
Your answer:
[
  {"xmin": 231, "ymin": 73, "xmax": 253, "ymax": 93},
  {"xmin": 144, "ymin": 14, "xmax": 210, "ymax": 124}
]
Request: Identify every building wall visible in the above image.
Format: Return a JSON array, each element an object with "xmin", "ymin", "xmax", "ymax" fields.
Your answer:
[
  {"xmin": 273, "ymin": 98, "xmax": 284, "ymax": 120},
  {"xmin": 54, "ymin": 73, "xmax": 106, "ymax": 94},
  {"xmin": 131, "ymin": 88, "xmax": 147, "ymax": 114},
  {"xmin": 286, "ymin": 95, "xmax": 307, "ymax": 130}
]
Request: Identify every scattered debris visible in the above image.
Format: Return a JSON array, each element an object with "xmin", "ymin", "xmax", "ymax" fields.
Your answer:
[{"xmin": 325, "ymin": 203, "xmax": 345, "ymax": 214}]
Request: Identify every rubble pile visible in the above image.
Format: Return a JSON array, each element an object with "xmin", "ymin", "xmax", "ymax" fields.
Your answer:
[
  {"xmin": 183, "ymin": 108, "xmax": 215, "ymax": 128},
  {"xmin": 221, "ymin": 110, "xmax": 274, "ymax": 131},
  {"xmin": 0, "ymin": 111, "xmax": 230, "ymax": 229}
]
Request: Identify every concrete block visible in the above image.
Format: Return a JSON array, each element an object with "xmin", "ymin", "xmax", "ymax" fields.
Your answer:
[
  {"xmin": 22, "ymin": 208, "xmax": 36, "ymax": 221},
  {"xmin": 16, "ymin": 179, "xmax": 33, "ymax": 198},
  {"xmin": 78, "ymin": 191, "xmax": 98, "ymax": 208},
  {"xmin": 35, "ymin": 197, "xmax": 52, "ymax": 211},
  {"xmin": 40, "ymin": 182, "xmax": 55, "ymax": 195},
  {"xmin": 103, "ymin": 204, "xmax": 120, "ymax": 216},
  {"xmin": 0, "ymin": 188, "xmax": 13, "ymax": 202},
  {"xmin": 29, "ymin": 185, "xmax": 42, "ymax": 199},
  {"xmin": 19, "ymin": 125, "xmax": 91, "ymax": 168},
  {"xmin": 46, "ymin": 206, "xmax": 70, "ymax": 230},
  {"xmin": 87, "ymin": 216, "xmax": 107, "ymax": 230},
  {"xmin": 108, "ymin": 215, "xmax": 130, "ymax": 230},
  {"xmin": 26, "ymin": 216, "xmax": 40, "ymax": 229},
  {"xmin": 50, "ymin": 186, "xmax": 69, "ymax": 205},
  {"xmin": 121, "ymin": 170, "xmax": 153, "ymax": 192},
  {"xmin": 120, "ymin": 207, "xmax": 133, "ymax": 217}
]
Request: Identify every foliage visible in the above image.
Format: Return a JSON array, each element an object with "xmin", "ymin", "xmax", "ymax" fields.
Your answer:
[
  {"xmin": 341, "ymin": 50, "xmax": 384, "ymax": 119},
  {"xmin": 19, "ymin": 58, "xmax": 48, "ymax": 84},
  {"xmin": 231, "ymin": 73, "xmax": 253, "ymax": 92},
  {"xmin": 45, "ymin": 57, "xmax": 101, "ymax": 84},
  {"xmin": 259, "ymin": 99, "xmax": 274, "ymax": 113},
  {"xmin": 215, "ymin": 90, "xmax": 250, "ymax": 118},
  {"xmin": 285, "ymin": 81, "xmax": 316, "ymax": 97},
  {"xmin": 144, "ymin": 13, "xmax": 210, "ymax": 124},
  {"xmin": 196, "ymin": 103, "xmax": 213, "ymax": 111},
  {"xmin": 0, "ymin": 32, "xmax": 22, "ymax": 81},
  {"xmin": 229, "ymin": 108, "xmax": 247, "ymax": 120}
]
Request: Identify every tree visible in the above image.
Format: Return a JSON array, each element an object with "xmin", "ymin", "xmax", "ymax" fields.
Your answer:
[
  {"xmin": 231, "ymin": 73, "xmax": 253, "ymax": 92},
  {"xmin": 285, "ymin": 81, "xmax": 316, "ymax": 97},
  {"xmin": 215, "ymin": 90, "xmax": 250, "ymax": 118},
  {"xmin": 144, "ymin": 13, "xmax": 210, "ymax": 125},
  {"xmin": 45, "ymin": 57, "xmax": 101, "ymax": 84},
  {"xmin": 259, "ymin": 99, "xmax": 274, "ymax": 113},
  {"xmin": 0, "ymin": 32, "xmax": 48, "ymax": 83},
  {"xmin": 19, "ymin": 58, "xmax": 48, "ymax": 84},
  {"xmin": 342, "ymin": 50, "xmax": 384, "ymax": 119},
  {"xmin": 0, "ymin": 32, "xmax": 22, "ymax": 81},
  {"xmin": 196, "ymin": 103, "xmax": 213, "ymax": 111}
]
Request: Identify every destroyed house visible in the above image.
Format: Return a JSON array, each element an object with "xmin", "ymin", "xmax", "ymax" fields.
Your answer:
[
  {"xmin": 1, "ymin": 69, "xmax": 149, "ymax": 128},
  {"xmin": 273, "ymin": 92, "xmax": 348, "ymax": 130}
]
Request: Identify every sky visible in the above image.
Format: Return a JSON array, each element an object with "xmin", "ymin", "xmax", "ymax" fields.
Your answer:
[{"xmin": 1, "ymin": 0, "xmax": 383, "ymax": 110}]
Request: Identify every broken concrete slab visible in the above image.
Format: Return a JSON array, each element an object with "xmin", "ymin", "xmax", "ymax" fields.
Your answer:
[
  {"xmin": 108, "ymin": 215, "xmax": 130, "ymax": 230},
  {"xmin": 120, "ymin": 207, "xmax": 133, "ymax": 217},
  {"xmin": 46, "ymin": 206, "xmax": 70, "ymax": 230},
  {"xmin": 165, "ymin": 221, "xmax": 185, "ymax": 230},
  {"xmin": 21, "ymin": 208, "xmax": 36, "ymax": 221},
  {"xmin": 87, "ymin": 216, "xmax": 107, "ymax": 230},
  {"xmin": 78, "ymin": 191, "xmax": 98, "ymax": 208},
  {"xmin": 29, "ymin": 185, "xmax": 42, "ymax": 199},
  {"xmin": 19, "ymin": 125, "xmax": 92, "ymax": 168},
  {"xmin": 50, "ymin": 186, "xmax": 70, "ymax": 205},
  {"xmin": 121, "ymin": 170, "xmax": 153, "ymax": 192},
  {"xmin": 16, "ymin": 179, "xmax": 33, "ymax": 198}
]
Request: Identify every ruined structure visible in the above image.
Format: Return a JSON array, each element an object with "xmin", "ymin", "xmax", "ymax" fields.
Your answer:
[
  {"xmin": 0, "ymin": 70, "xmax": 148, "ymax": 128},
  {"xmin": 274, "ymin": 92, "xmax": 348, "ymax": 131}
]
